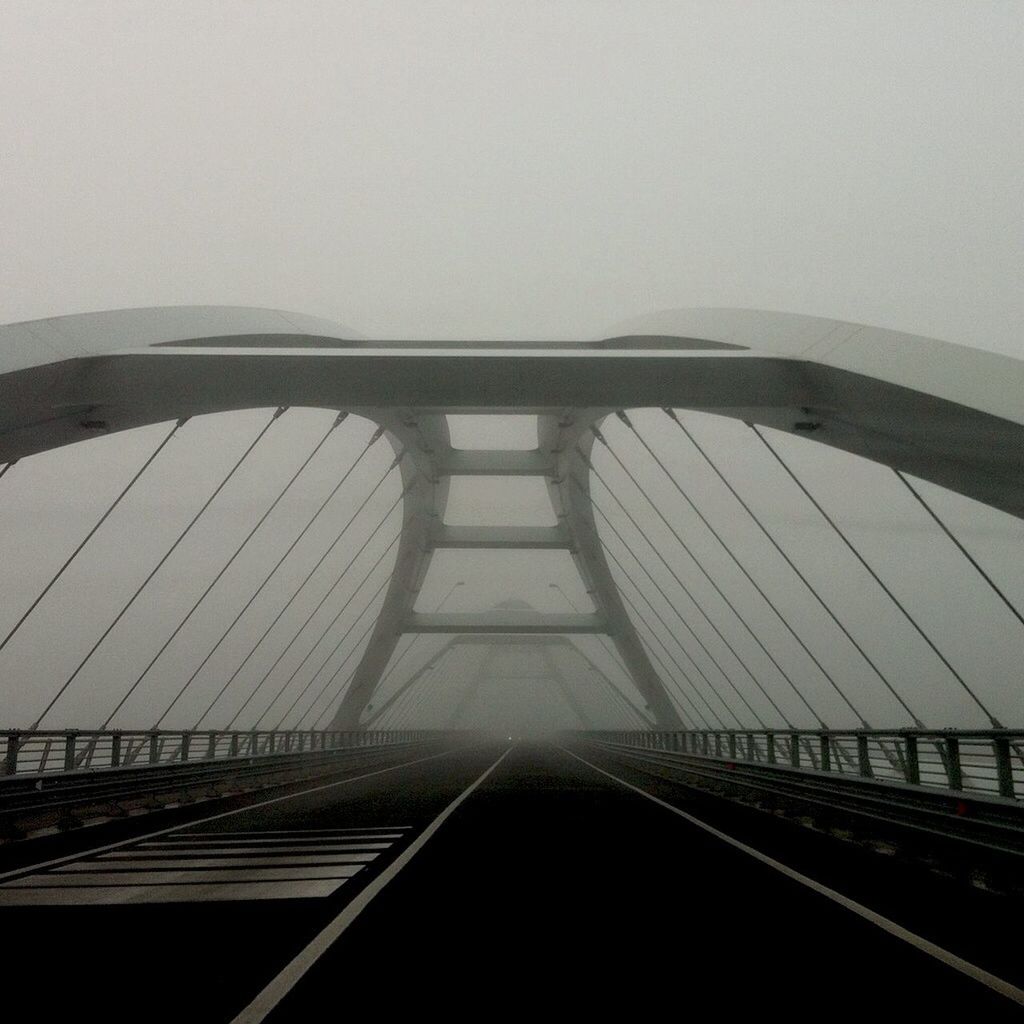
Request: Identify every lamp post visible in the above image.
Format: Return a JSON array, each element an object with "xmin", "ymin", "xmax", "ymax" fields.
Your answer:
[
  {"xmin": 548, "ymin": 581, "xmax": 580, "ymax": 612},
  {"xmin": 436, "ymin": 580, "xmax": 466, "ymax": 612}
]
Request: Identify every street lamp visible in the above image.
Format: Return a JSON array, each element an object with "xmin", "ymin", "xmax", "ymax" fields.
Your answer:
[
  {"xmin": 548, "ymin": 581, "xmax": 579, "ymax": 612},
  {"xmin": 436, "ymin": 580, "xmax": 465, "ymax": 612}
]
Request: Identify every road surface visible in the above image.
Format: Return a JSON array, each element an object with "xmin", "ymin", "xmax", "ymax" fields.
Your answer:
[{"xmin": 0, "ymin": 740, "xmax": 1019, "ymax": 1018}]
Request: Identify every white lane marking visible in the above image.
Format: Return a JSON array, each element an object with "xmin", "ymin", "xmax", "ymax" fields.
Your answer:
[
  {"xmin": 50, "ymin": 855, "xmax": 379, "ymax": 870},
  {"xmin": 55, "ymin": 857, "xmax": 377, "ymax": 874},
  {"xmin": 174, "ymin": 827, "xmax": 413, "ymax": 836},
  {"xmin": 0, "ymin": 880, "xmax": 345, "ymax": 905},
  {"xmin": 156, "ymin": 834, "xmax": 407, "ymax": 844},
  {"xmin": 0, "ymin": 746, "xmax": 461, "ymax": 883},
  {"xmin": 4, "ymin": 866, "xmax": 367, "ymax": 886},
  {"xmin": 231, "ymin": 745, "xmax": 513, "ymax": 1024},
  {"xmin": 562, "ymin": 747, "xmax": 1024, "ymax": 1008},
  {"xmin": 108, "ymin": 844, "xmax": 392, "ymax": 855},
  {"xmin": 0, "ymin": 823, "xmax": 412, "ymax": 904}
]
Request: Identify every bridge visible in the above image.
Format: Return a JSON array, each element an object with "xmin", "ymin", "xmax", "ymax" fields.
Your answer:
[{"xmin": 0, "ymin": 306, "xmax": 1022, "ymax": 1016}]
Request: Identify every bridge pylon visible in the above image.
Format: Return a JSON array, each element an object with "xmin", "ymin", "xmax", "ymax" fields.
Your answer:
[{"xmin": 328, "ymin": 409, "xmax": 683, "ymax": 729}]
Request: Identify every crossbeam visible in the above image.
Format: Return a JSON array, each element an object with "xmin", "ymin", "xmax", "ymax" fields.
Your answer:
[
  {"xmin": 430, "ymin": 525, "xmax": 570, "ymax": 549},
  {"xmin": 406, "ymin": 612, "xmax": 605, "ymax": 634}
]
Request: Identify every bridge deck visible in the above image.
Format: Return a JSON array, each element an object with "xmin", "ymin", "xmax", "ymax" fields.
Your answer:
[{"xmin": 0, "ymin": 742, "xmax": 1019, "ymax": 1018}]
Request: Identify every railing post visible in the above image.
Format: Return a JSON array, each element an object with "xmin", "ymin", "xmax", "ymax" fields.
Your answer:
[
  {"xmin": 4, "ymin": 732, "xmax": 20, "ymax": 776},
  {"xmin": 110, "ymin": 732, "xmax": 122, "ymax": 769},
  {"xmin": 4, "ymin": 733, "xmax": 20, "ymax": 770},
  {"xmin": 148, "ymin": 731, "xmax": 159, "ymax": 764},
  {"xmin": 766, "ymin": 732, "xmax": 776, "ymax": 765},
  {"xmin": 904, "ymin": 734, "xmax": 920, "ymax": 786},
  {"xmin": 206, "ymin": 732, "xmax": 218, "ymax": 760},
  {"xmin": 790, "ymin": 734, "xmax": 800, "ymax": 768},
  {"xmin": 727, "ymin": 733, "xmax": 737, "ymax": 759},
  {"xmin": 180, "ymin": 732, "xmax": 191, "ymax": 762},
  {"xmin": 993, "ymin": 737, "xmax": 1014, "ymax": 799},
  {"xmin": 857, "ymin": 734, "xmax": 872, "ymax": 778},
  {"xmin": 944, "ymin": 735, "xmax": 962, "ymax": 790},
  {"xmin": 819, "ymin": 733, "xmax": 831, "ymax": 772},
  {"xmin": 715, "ymin": 733, "xmax": 722, "ymax": 757},
  {"xmin": 64, "ymin": 731, "xmax": 77, "ymax": 772},
  {"xmin": 746, "ymin": 733, "xmax": 756, "ymax": 762},
  {"xmin": 230, "ymin": 733, "xmax": 239, "ymax": 758}
]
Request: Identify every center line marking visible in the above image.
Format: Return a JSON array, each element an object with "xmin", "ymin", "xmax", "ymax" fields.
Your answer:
[{"xmin": 231, "ymin": 745, "xmax": 513, "ymax": 1024}]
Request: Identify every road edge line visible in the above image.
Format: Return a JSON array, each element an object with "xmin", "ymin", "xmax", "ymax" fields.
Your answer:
[{"xmin": 561, "ymin": 745, "xmax": 1024, "ymax": 1008}]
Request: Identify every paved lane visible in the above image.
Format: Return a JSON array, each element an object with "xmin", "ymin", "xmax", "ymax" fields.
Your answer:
[
  {"xmin": 255, "ymin": 743, "xmax": 1022, "ymax": 1019},
  {"xmin": 2, "ymin": 741, "xmax": 1021, "ymax": 1019},
  {"xmin": 0, "ymin": 741, "xmax": 501, "ymax": 1020}
]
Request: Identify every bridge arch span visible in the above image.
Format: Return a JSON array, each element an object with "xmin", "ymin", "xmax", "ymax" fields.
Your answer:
[{"xmin": 2, "ymin": 306, "xmax": 1022, "ymax": 731}]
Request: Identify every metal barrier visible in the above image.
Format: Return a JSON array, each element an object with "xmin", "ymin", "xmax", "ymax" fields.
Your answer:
[
  {"xmin": 1, "ymin": 729, "xmax": 431, "ymax": 778},
  {"xmin": 585, "ymin": 729, "xmax": 1024, "ymax": 801}
]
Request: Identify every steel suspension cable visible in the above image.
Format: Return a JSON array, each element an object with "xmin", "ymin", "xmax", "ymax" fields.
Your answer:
[
  {"xmin": 375, "ymin": 635, "xmax": 423, "ymax": 696},
  {"xmin": 608, "ymin": 416, "xmax": 875, "ymax": 726},
  {"xmin": 574, "ymin": 662, "xmax": 634, "ymax": 730},
  {"xmin": 103, "ymin": 413, "xmax": 347, "ymax": 727},
  {"xmin": 193, "ymin": 446, "xmax": 405, "ymax": 728},
  {"xmin": 589, "ymin": 642, "xmax": 658, "ymax": 727},
  {"xmin": 586, "ymin": 667, "xmax": 650, "ymax": 729},
  {"xmin": 282, "ymin": 568, "xmax": 400, "ymax": 730},
  {"xmin": 569, "ymin": 645, "xmax": 655, "ymax": 728},
  {"xmin": 894, "ymin": 469, "xmax": 1024, "ymax": 631},
  {"xmin": 752, "ymin": 425, "xmax": 1003, "ymax": 728},
  {"xmin": 367, "ymin": 645, "xmax": 449, "ymax": 729},
  {"xmin": 444, "ymin": 650, "xmax": 491, "ymax": 730},
  {"xmin": 549, "ymin": 639, "xmax": 670, "ymax": 729},
  {"xmin": 310, "ymin": 670, "xmax": 362, "ymax": 730},
  {"xmin": 0, "ymin": 460, "xmax": 17, "ymax": 484},
  {"xmin": 584, "ymin": 475, "xmax": 771, "ymax": 726},
  {"xmin": 548, "ymin": 581, "xmax": 643, "ymax": 708},
  {"xmin": 616, "ymin": 577, "xmax": 743, "ymax": 727},
  {"xmin": 612, "ymin": 585, "xmax": 716, "ymax": 728},
  {"xmin": 2, "ymin": 420, "xmax": 188, "ymax": 656},
  {"xmin": 230, "ymin": 490, "xmax": 408, "ymax": 728},
  {"xmin": 299, "ymin": 601, "xmax": 390, "ymax": 730},
  {"xmin": 597, "ymin": 511, "xmax": 774, "ymax": 729},
  {"xmin": 249, "ymin": 528, "xmax": 403, "ymax": 729},
  {"xmin": 154, "ymin": 424, "xmax": 386, "ymax": 727},
  {"xmin": 33, "ymin": 408, "xmax": 286, "ymax": 729},
  {"xmin": 360, "ymin": 583, "xmax": 466, "ymax": 728},
  {"xmin": 576, "ymin": 467, "xmax": 826, "ymax": 726},
  {"xmin": 390, "ymin": 651, "xmax": 451, "ymax": 729},
  {"xmin": 308, "ymin": 659, "xmax": 368, "ymax": 731},
  {"xmin": 563, "ymin": 524, "xmax": 722, "ymax": 728},
  {"xmin": 663, "ymin": 409, "xmax": 922, "ymax": 726}
]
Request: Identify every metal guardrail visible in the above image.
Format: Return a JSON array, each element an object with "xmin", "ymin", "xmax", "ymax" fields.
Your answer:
[
  {"xmin": 586, "ymin": 729, "xmax": 1024, "ymax": 801},
  {"xmin": 1, "ymin": 728, "xmax": 431, "ymax": 778},
  {"xmin": 0, "ymin": 730, "xmax": 454, "ymax": 840}
]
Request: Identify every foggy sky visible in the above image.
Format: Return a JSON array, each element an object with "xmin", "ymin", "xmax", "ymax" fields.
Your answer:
[{"xmin": 1, "ymin": 2, "xmax": 1022, "ymax": 732}]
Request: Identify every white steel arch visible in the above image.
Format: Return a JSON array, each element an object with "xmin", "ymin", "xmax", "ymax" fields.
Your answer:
[{"xmin": 2, "ymin": 305, "xmax": 1022, "ymax": 727}]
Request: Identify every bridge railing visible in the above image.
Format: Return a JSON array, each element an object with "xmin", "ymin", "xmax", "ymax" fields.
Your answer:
[
  {"xmin": 1, "ymin": 729, "xmax": 430, "ymax": 778},
  {"xmin": 586, "ymin": 729, "xmax": 1024, "ymax": 801}
]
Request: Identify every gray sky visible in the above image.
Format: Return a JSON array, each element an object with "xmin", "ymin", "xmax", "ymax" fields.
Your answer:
[{"xmin": 1, "ymin": 2, "xmax": 1022, "ymax": 732}]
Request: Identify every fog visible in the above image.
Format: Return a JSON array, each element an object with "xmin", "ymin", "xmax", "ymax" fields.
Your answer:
[{"xmin": 0, "ymin": 2, "xmax": 1021, "ymax": 732}]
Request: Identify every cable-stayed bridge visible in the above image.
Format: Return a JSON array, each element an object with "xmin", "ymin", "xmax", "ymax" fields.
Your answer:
[{"xmin": 0, "ymin": 306, "xmax": 1022, "ymax": 1017}]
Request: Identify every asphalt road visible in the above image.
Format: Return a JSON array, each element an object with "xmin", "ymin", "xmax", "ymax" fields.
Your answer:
[{"xmin": 0, "ymin": 740, "xmax": 1020, "ymax": 1019}]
